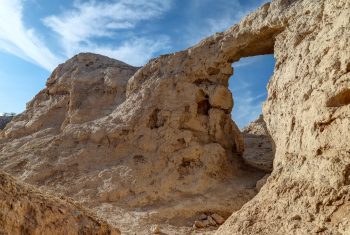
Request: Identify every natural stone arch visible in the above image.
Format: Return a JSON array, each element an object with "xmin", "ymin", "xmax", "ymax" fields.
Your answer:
[
  {"xmin": 0, "ymin": 0, "xmax": 349, "ymax": 234},
  {"xmin": 0, "ymin": 2, "xmax": 285, "ymax": 231}
]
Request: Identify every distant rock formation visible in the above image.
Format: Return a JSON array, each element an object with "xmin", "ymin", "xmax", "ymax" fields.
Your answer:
[
  {"xmin": 242, "ymin": 115, "xmax": 274, "ymax": 172},
  {"xmin": 0, "ymin": 115, "xmax": 14, "ymax": 130},
  {"xmin": 0, "ymin": 171, "xmax": 118, "ymax": 235},
  {"xmin": 0, "ymin": 0, "xmax": 349, "ymax": 234}
]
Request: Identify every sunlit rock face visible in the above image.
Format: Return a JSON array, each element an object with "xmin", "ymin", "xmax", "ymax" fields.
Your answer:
[
  {"xmin": 0, "ymin": 51, "xmax": 258, "ymax": 233},
  {"xmin": 0, "ymin": 0, "xmax": 349, "ymax": 234},
  {"xmin": 217, "ymin": 0, "xmax": 350, "ymax": 234}
]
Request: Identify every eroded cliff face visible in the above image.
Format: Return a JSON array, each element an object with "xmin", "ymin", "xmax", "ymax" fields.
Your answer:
[
  {"xmin": 0, "ymin": 0, "xmax": 349, "ymax": 234},
  {"xmin": 217, "ymin": 0, "xmax": 350, "ymax": 234},
  {"xmin": 0, "ymin": 51, "xmax": 261, "ymax": 233},
  {"xmin": 0, "ymin": 171, "xmax": 118, "ymax": 235}
]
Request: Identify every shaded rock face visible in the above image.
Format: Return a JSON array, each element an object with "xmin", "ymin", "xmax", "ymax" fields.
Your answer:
[
  {"xmin": 0, "ymin": 116, "xmax": 13, "ymax": 130},
  {"xmin": 242, "ymin": 115, "xmax": 274, "ymax": 172},
  {"xmin": 0, "ymin": 171, "xmax": 118, "ymax": 235},
  {"xmin": 0, "ymin": 0, "xmax": 349, "ymax": 234}
]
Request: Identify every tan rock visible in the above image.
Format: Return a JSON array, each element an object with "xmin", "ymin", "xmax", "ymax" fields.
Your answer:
[
  {"xmin": 209, "ymin": 85, "xmax": 233, "ymax": 110},
  {"xmin": 217, "ymin": 0, "xmax": 350, "ymax": 234},
  {"xmin": 255, "ymin": 174, "xmax": 270, "ymax": 191},
  {"xmin": 207, "ymin": 215, "xmax": 218, "ymax": 226},
  {"xmin": 0, "ymin": 0, "xmax": 349, "ymax": 234},
  {"xmin": 194, "ymin": 220, "xmax": 209, "ymax": 228},
  {"xmin": 211, "ymin": 213, "xmax": 225, "ymax": 225},
  {"xmin": 0, "ymin": 171, "xmax": 118, "ymax": 235},
  {"xmin": 0, "ymin": 51, "xmax": 251, "ymax": 233},
  {"xmin": 150, "ymin": 225, "xmax": 161, "ymax": 234}
]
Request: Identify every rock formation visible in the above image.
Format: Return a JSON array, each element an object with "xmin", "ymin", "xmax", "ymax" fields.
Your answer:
[
  {"xmin": 242, "ymin": 115, "xmax": 274, "ymax": 172},
  {"xmin": 0, "ymin": 53, "xmax": 262, "ymax": 233},
  {"xmin": 0, "ymin": 115, "xmax": 14, "ymax": 130},
  {"xmin": 0, "ymin": 0, "xmax": 349, "ymax": 234},
  {"xmin": 0, "ymin": 171, "xmax": 118, "ymax": 235},
  {"xmin": 216, "ymin": 0, "xmax": 350, "ymax": 234}
]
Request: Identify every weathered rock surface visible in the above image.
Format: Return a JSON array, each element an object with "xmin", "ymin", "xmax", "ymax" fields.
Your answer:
[
  {"xmin": 0, "ymin": 53, "xmax": 261, "ymax": 233},
  {"xmin": 216, "ymin": 0, "xmax": 350, "ymax": 234},
  {"xmin": 0, "ymin": 0, "xmax": 349, "ymax": 234},
  {"xmin": 0, "ymin": 171, "xmax": 118, "ymax": 235},
  {"xmin": 242, "ymin": 115, "xmax": 274, "ymax": 172}
]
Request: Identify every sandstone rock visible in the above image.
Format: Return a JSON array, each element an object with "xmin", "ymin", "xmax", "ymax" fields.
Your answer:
[
  {"xmin": 211, "ymin": 213, "xmax": 225, "ymax": 225},
  {"xmin": 0, "ymin": 0, "xmax": 349, "ymax": 234},
  {"xmin": 0, "ymin": 51, "xmax": 258, "ymax": 233},
  {"xmin": 242, "ymin": 115, "xmax": 274, "ymax": 172},
  {"xmin": 150, "ymin": 225, "xmax": 161, "ymax": 234},
  {"xmin": 207, "ymin": 216, "xmax": 218, "ymax": 226},
  {"xmin": 194, "ymin": 220, "xmax": 209, "ymax": 228},
  {"xmin": 216, "ymin": 0, "xmax": 350, "ymax": 234},
  {"xmin": 0, "ymin": 171, "xmax": 118, "ymax": 235}
]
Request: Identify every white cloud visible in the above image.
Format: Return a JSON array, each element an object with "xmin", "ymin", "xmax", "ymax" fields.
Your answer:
[
  {"xmin": 0, "ymin": 0, "xmax": 61, "ymax": 71},
  {"xmin": 43, "ymin": 0, "xmax": 172, "ymax": 65},
  {"xmin": 185, "ymin": 0, "xmax": 269, "ymax": 45},
  {"xmin": 78, "ymin": 36, "xmax": 170, "ymax": 66},
  {"xmin": 233, "ymin": 57, "xmax": 261, "ymax": 68}
]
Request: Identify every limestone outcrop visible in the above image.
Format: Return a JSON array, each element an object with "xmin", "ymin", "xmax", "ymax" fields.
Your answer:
[
  {"xmin": 0, "ymin": 0, "xmax": 349, "ymax": 234},
  {"xmin": 0, "ymin": 171, "xmax": 118, "ymax": 235}
]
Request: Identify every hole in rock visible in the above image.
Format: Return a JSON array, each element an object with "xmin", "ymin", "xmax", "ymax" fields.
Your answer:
[
  {"xmin": 196, "ymin": 89, "xmax": 211, "ymax": 115},
  {"xmin": 197, "ymin": 54, "xmax": 277, "ymax": 231},
  {"xmin": 133, "ymin": 155, "xmax": 146, "ymax": 164},
  {"xmin": 230, "ymin": 55, "xmax": 276, "ymax": 173},
  {"xmin": 148, "ymin": 108, "xmax": 165, "ymax": 129}
]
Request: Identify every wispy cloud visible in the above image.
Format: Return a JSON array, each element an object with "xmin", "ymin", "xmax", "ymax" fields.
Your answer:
[
  {"xmin": 0, "ymin": 0, "xmax": 172, "ymax": 70},
  {"xmin": 43, "ymin": 0, "xmax": 173, "ymax": 66},
  {"xmin": 0, "ymin": 0, "xmax": 61, "ymax": 71},
  {"xmin": 77, "ymin": 36, "xmax": 170, "ymax": 66},
  {"xmin": 185, "ymin": 0, "xmax": 269, "ymax": 45}
]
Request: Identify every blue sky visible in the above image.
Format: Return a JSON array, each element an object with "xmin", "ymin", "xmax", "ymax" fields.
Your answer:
[{"xmin": 0, "ymin": 0, "xmax": 274, "ymax": 127}]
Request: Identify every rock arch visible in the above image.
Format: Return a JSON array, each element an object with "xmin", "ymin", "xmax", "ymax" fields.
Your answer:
[{"xmin": 0, "ymin": 0, "xmax": 349, "ymax": 233}]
